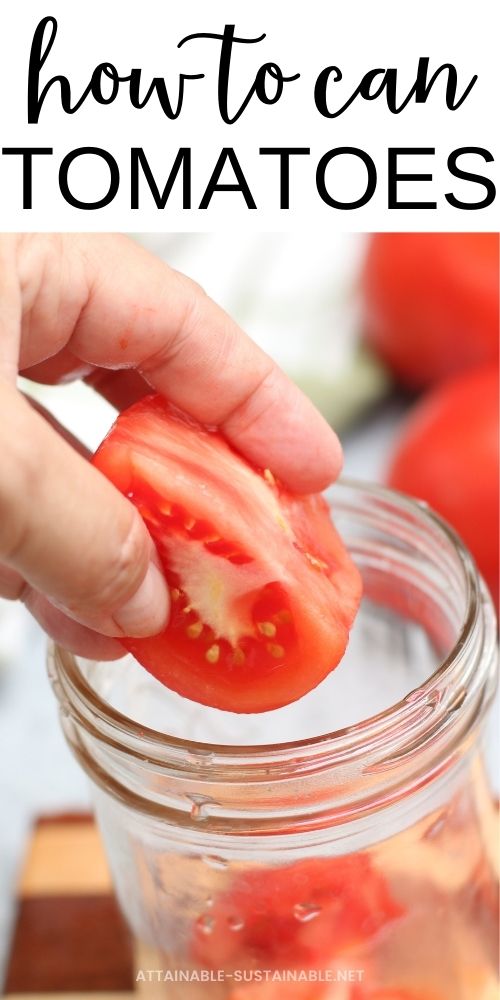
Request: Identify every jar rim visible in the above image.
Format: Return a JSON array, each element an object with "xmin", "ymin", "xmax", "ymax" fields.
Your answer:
[{"xmin": 50, "ymin": 478, "xmax": 497, "ymax": 775}]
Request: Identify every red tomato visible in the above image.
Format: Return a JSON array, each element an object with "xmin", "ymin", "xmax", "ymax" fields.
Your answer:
[
  {"xmin": 93, "ymin": 395, "xmax": 362, "ymax": 713},
  {"xmin": 351, "ymin": 990, "xmax": 442, "ymax": 1000},
  {"xmin": 193, "ymin": 854, "xmax": 404, "ymax": 972},
  {"xmin": 230, "ymin": 983, "xmax": 441, "ymax": 1000},
  {"xmin": 229, "ymin": 981, "xmax": 346, "ymax": 1000},
  {"xmin": 387, "ymin": 367, "xmax": 499, "ymax": 607},
  {"xmin": 362, "ymin": 233, "xmax": 499, "ymax": 388}
]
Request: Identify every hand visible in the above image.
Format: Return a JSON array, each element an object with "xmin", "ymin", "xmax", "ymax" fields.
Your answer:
[{"xmin": 0, "ymin": 234, "xmax": 343, "ymax": 660}]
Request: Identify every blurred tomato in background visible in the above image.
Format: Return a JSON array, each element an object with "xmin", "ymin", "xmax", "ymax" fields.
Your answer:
[
  {"xmin": 361, "ymin": 232, "xmax": 499, "ymax": 607},
  {"xmin": 387, "ymin": 367, "xmax": 499, "ymax": 607},
  {"xmin": 362, "ymin": 233, "xmax": 499, "ymax": 389}
]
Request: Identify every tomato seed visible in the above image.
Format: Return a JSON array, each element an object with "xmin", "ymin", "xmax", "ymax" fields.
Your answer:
[
  {"xmin": 267, "ymin": 643, "xmax": 285, "ymax": 659},
  {"xmin": 206, "ymin": 644, "xmax": 220, "ymax": 664},
  {"xmin": 275, "ymin": 512, "xmax": 290, "ymax": 534},
  {"xmin": 274, "ymin": 610, "xmax": 292, "ymax": 625},
  {"xmin": 187, "ymin": 621, "xmax": 203, "ymax": 639},
  {"xmin": 305, "ymin": 552, "xmax": 328, "ymax": 571},
  {"xmin": 263, "ymin": 468, "xmax": 276, "ymax": 486},
  {"xmin": 184, "ymin": 516, "xmax": 196, "ymax": 530},
  {"xmin": 171, "ymin": 588, "xmax": 181, "ymax": 602},
  {"xmin": 257, "ymin": 621, "xmax": 277, "ymax": 638}
]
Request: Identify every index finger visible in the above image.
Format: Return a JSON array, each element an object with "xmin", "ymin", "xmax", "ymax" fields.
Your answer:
[{"xmin": 18, "ymin": 234, "xmax": 343, "ymax": 493}]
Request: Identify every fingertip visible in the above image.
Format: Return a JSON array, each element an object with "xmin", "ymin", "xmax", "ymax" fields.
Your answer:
[
  {"xmin": 297, "ymin": 392, "xmax": 344, "ymax": 489},
  {"xmin": 221, "ymin": 365, "xmax": 343, "ymax": 495},
  {"xmin": 112, "ymin": 559, "xmax": 170, "ymax": 638},
  {"xmin": 309, "ymin": 420, "xmax": 344, "ymax": 492},
  {"xmin": 278, "ymin": 427, "xmax": 343, "ymax": 494}
]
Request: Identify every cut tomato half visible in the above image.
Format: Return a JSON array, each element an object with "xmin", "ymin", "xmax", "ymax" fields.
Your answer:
[{"xmin": 93, "ymin": 395, "xmax": 361, "ymax": 713}]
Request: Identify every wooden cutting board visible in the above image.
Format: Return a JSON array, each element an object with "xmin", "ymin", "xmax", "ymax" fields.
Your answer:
[
  {"xmin": 2, "ymin": 813, "xmax": 164, "ymax": 1000},
  {"xmin": 4, "ymin": 806, "xmax": 499, "ymax": 999}
]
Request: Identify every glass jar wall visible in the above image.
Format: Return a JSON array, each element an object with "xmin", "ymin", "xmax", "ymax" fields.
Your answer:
[{"xmin": 48, "ymin": 481, "xmax": 499, "ymax": 1000}]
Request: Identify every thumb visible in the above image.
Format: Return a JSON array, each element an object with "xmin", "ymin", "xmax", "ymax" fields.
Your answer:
[{"xmin": 0, "ymin": 381, "xmax": 170, "ymax": 638}]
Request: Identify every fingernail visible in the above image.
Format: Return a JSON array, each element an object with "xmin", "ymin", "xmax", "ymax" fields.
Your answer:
[{"xmin": 113, "ymin": 561, "xmax": 170, "ymax": 638}]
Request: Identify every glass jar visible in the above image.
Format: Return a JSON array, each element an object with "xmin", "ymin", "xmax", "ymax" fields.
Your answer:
[{"xmin": 48, "ymin": 480, "xmax": 498, "ymax": 1000}]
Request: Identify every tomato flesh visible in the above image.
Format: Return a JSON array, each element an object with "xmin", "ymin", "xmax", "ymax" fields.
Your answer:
[
  {"xmin": 351, "ymin": 990, "xmax": 443, "ymax": 1000},
  {"xmin": 229, "ymin": 987, "xmax": 441, "ymax": 1000},
  {"xmin": 193, "ymin": 853, "xmax": 404, "ymax": 972},
  {"xmin": 93, "ymin": 395, "xmax": 362, "ymax": 713},
  {"xmin": 229, "ymin": 983, "xmax": 344, "ymax": 1000}
]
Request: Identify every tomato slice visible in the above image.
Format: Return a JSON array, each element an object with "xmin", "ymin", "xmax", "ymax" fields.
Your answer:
[
  {"xmin": 192, "ymin": 853, "xmax": 404, "ymax": 972},
  {"xmin": 92, "ymin": 395, "xmax": 361, "ymax": 713}
]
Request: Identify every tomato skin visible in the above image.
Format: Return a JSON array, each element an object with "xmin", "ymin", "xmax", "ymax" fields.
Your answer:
[
  {"xmin": 387, "ymin": 367, "xmax": 499, "ymax": 607},
  {"xmin": 92, "ymin": 395, "xmax": 361, "ymax": 713},
  {"xmin": 193, "ymin": 854, "xmax": 404, "ymax": 972},
  {"xmin": 362, "ymin": 233, "xmax": 499, "ymax": 388}
]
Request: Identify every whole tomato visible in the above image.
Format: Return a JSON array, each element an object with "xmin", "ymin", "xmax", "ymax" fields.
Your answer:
[
  {"xmin": 362, "ymin": 233, "xmax": 499, "ymax": 389},
  {"xmin": 387, "ymin": 367, "xmax": 499, "ymax": 606}
]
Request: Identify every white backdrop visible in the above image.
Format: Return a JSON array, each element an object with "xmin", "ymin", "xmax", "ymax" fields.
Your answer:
[{"xmin": 0, "ymin": 0, "xmax": 498, "ymax": 230}]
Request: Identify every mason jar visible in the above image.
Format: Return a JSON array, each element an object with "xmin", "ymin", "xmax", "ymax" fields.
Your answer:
[{"xmin": 48, "ymin": 480, "xmax": 499, "ymax": 1000}]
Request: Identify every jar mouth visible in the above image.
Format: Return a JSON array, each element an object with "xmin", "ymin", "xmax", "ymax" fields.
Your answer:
[{"xmin": 50, "ymin": 479, "xmax": 497, "ymax": 776}]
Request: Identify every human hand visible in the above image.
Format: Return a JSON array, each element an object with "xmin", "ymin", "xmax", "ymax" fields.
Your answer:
[{"xmin": 0, "ymin": 234, "xmax": 343, "ymax": 660}]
